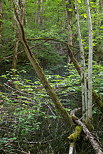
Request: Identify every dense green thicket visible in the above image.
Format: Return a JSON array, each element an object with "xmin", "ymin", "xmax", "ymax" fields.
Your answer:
[
  {"xmin": 0, "ymin": 64, "xmax": 103, "ymax": 153},
  {"xmin": 0, "ymin": 0, "xmax": 103, "ymax": 72},
  {"xmin": 0, "ymin": 0, "xmax": 103, "ymax": 153}
]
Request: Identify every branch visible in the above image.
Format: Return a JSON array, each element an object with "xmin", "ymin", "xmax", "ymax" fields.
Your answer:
[
  {"xmin": 4, "ymin": 83, "xmax": 33, "ymax": 97},
  {"xmin": 27, "ymin": 37, "xmax": 81, "ymax": 75}
]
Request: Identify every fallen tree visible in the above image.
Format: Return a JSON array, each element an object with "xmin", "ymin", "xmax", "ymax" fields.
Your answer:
[
  {"xmin": 13, "ymin": 2, "xmax": 103, "ymax": 153},
  {"xmin": 68, "ymin": 108, "xmax": 103, "ymax": 154}
]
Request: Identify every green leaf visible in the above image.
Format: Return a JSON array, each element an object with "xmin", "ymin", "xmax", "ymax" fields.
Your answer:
[
  {"xmin": 83, "ymin": 14, "xmax": 87, "ymax": 18},
  {"xmin": 77, "ymin": 0, "xmax": 81, "ymax": 3},
  {"xmin": 1, "ymin": 75, "xmax": 7, "ymax": 79},
  {"xmin": 100, "ymin": 26, "xmax": 103, "ymax": 29},
  {"xmin": 68, "ymin": 8, "xmax": 73, "ymax": 12}
]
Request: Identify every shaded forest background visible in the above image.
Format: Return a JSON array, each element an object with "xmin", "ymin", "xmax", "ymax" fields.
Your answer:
[{"xmin": 0, "ymin": 0, "xmax": 103, "ymax": 153}]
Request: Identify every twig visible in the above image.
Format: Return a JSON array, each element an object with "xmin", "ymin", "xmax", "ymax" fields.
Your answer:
[{"xmin": 4, "ymin": 83, "xmax": 33, "ymax": 97}]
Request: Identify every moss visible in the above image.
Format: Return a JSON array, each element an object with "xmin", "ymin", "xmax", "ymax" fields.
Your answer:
[
  {"xmin": 93, "ymin": 91, "xmax": 103, "ymax": 113},
  {"xmin": 86, "ymin": 118, "xmax": 94, "ymax": 131},
  {"xmin": 68, "ymin": 126, "xmax": 82, "ymax": 142}
]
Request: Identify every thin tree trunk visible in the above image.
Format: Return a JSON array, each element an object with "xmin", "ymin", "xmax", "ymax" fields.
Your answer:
[
  {"xmin": 86, "ymin": 0, "xmax": 93, "ymax": 122},
  {"xmin": 20, "ymin": 0, "xmax": 26, "ymax": 25},
  {"xmin": 0, "ymin": 0, "xmax": 2, "ymax": 43},
  {"xmin": 74, "ymin": 0, "xmax": 88, "ymax": 122},
  {"xmin": 12, "ymin": 0, "xmax": 19, "ymax": 72},
  {"xmin": 68, "ymin": 142, "xmax": 75, "ymax": 154},
  {"xmin": 12, "ymin": 0, "xmax": 26, "ymax": 73},
  {"xmin": 66, "ymin": 0, "xmax": 73, "ymax": 63},
  {"xmin": 41, "ymin": 0, "xmax": 45, "ymax": 25},
  {"xmin": 12, "ymin": 39, "xmax": 19, "ymax": 70},
  {"xmin": 37, "ymin": 0, "xmax": 41, "ymax": 24}
]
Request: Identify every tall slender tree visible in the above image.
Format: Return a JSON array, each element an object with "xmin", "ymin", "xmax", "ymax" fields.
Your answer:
[
  {"xmin": 74, "ymin": 0, "xmax": 88, "ymax": 122},
  {"xmin": 0, "ymin": 0, "xmax": 2, "ymax": 43},
  {"xmin": 86, "ymin": 0, "xmax": 93, "ymax": 123},
  {"xmin": 34, "ymin": 0, "xmax": 45, "ymax": 25},
  {"xmin": 12, "ymin": 0, "xmax": 26, "ymax": 73},
  {"xmin": 66, "ymin": 0, "xmax": 73, "ymax": 63}
]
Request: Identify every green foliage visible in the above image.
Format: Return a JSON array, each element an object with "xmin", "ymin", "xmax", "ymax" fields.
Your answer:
[
  {"xmin": 0, "ymin": 0, "xmax": 103, "ymax": 153},
  {"xmin": 0, "ymin": 63, "xmax": 103, "ymax": 153}
]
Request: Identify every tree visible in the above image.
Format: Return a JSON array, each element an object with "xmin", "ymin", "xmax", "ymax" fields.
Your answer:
[
  {"xmin": 86, "ymin": 0, "xmax": 93, "ymax": 123},
  {"xmin": 0, "ymin": 0, "xmax": 2, "ymax": 43},
  {"xmin": 74, "ymin": 0, "xmax": 88, "ymax": 122},
  {"xmin": 66, "ymin": 0, "xmax": 73, "ymax": 63},
  {"xmin": 12, "ymin": 0, "xmax": 26, "ymax": 73}
]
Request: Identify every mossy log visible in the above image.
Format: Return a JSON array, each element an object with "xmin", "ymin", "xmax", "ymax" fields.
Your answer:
[
  {"xmin": 68, "ymin": 126, "xmax": 82, "ymax": 142},
  {"xmin": 70, "ymin": 108, "xmax": 103, "ymax": 154}
]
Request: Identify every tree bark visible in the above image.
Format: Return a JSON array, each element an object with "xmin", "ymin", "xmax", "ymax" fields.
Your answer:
[
  {"xmin": 75, "ymin": 0, "xmax": 88, "ymax": 122},
  {"xmin": 0, "ymin": 0, "xmax": 2, "ymax": 43},
  {"xmin": 12, "ymin": 0, "xmax": 26, "ymax": 73},
  {"xmin": 66, "ymin": 0, "xmax": 73, "ymax": 63},
  {"xmin": 68, "ymin": 142, "xmax": 75, "ymax": 154},
  {"xmin": 86, "ymin": 0, "xmax": 93, "ymax": 122},
  {"xmin": 70, "ymin": 108, "xmax": 103, "ymax": 154}
]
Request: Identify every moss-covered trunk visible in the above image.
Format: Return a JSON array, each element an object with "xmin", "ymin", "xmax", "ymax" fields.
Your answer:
[{"xmin": 13, "ymin": 5, "xmax": 73, "ymax": 127}]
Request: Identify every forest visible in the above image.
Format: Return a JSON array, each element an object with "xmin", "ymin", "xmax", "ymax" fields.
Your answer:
[{"xmin": 0, "ymin": 0, "xmax": 103, "ymax": 153}]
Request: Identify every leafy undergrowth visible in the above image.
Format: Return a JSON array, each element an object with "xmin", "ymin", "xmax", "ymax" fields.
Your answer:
[{"xmin": 0, "ymin": 63, "xmax": 103, "ymax": 153}]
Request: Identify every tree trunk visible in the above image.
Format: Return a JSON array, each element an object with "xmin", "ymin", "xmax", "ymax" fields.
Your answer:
[
  {"xmin": 86, "ymin": 0, "xmax": 93, "ymax": 123},
  {"xmin": 74, "ymin": 0, "xmax": 88, "ymax": 122},
  {"xmin": 66, "ymin": 0, "xmax": 73, "ymax": 63},
  {"xmin": 20, "ymin": 0, "xmax": 26, "ymax": 25},
  {"xmin": 12, "ymin": 0, "xmax": 26, "ymax": 73},
  {"xmin": 0, "ymin": 0, "xmax": 2, "ymax": 43},
  {"xmin": 68, "ymin": 142, "xmax": 75, "ymax": 154}
]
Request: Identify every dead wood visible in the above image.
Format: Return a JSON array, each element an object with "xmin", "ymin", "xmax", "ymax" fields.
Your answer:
[{"xmin": 70, "ymin": 108, "xmax": 103, "ymax": 154}]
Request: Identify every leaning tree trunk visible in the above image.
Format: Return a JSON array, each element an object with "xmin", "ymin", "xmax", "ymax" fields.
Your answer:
[
  {"xmin": 86, "ymin": 0, "xmax": 93, "ymax": 123},
  {"xmin": 13, "ymin": 2, "xmax": 73, "ymax": 127}
]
